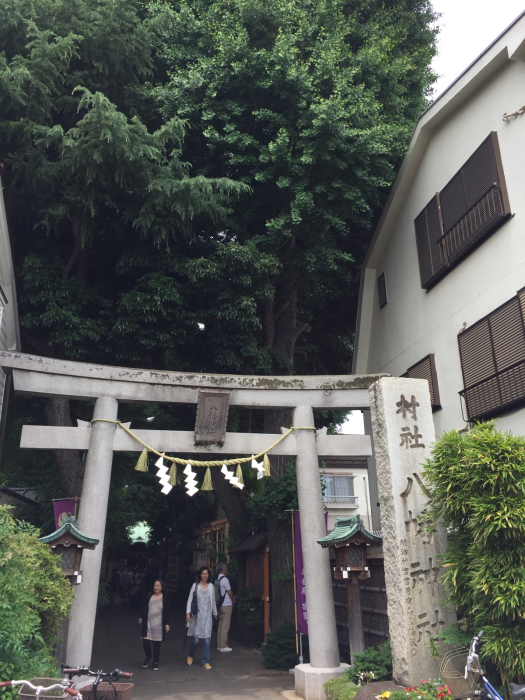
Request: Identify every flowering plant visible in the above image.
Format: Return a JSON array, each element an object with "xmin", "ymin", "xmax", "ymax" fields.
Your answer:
[
  {"xmin": 387, "ymin": 680, "xmax": 451, "ymax": 700},
  {"xmin": 357, "ymin": 671, "xmax": 375, "ymax": 686}
]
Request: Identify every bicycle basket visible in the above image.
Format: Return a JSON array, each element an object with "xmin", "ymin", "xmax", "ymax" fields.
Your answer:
[
  {"xmin": 440, "ymin": 647, "xmax": 481, "ymax": 699},
  {"xmin": 19, "ymin": 679, "xmax": 72, "ymax": 700},
  {"xmin": 81, "ymin": 683, "xmax": 133, "ymax": 700}
]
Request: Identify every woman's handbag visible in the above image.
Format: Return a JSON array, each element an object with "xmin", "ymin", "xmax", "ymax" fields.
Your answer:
[{"xmin": 191, "ymin": 584, "xmax": 198, "ymax": 616}]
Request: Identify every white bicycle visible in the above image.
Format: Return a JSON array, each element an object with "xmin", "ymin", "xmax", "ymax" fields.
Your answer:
[{"xmin": 0, "ymin": 679, "xmax": 80, "ymax": 700}]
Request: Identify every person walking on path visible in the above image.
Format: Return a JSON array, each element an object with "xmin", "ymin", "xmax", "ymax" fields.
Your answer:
[
  {"xmin": 139, "ymin": 579, "xmax": 170, "ymax": 671},
  {"xmin": 216, "ymin": 562, "xmax": 234, "ymax": 652},
  {"xmin": 186, "ymin": 566, "xmax": 217, "ymax": 670}
]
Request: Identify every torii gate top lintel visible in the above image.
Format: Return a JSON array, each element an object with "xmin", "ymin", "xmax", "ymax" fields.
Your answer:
[{"xmin": 0, "ymin": 351, "xmax": 387, "ymax": 408}]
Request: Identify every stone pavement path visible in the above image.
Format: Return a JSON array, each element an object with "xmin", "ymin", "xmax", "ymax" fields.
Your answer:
[{"xmin": 90, "ymin": 603, "xmax": 293, "ymax": 700}]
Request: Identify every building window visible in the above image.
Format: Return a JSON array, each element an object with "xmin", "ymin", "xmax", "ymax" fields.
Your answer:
[
  {"xmin": 377, "ymin": 273, "xmax": 387, "ymax": 308},
  {"xmin": 402, "ymin": 354, "xmax": 441, "ymax": 412},
  {"xmin": 458, "ymin": 288, "xmax": 525, "ymax": 421},
  {"xmin": 322, "ymin": 474, "xmax": 358, "ymax": 507},
  {"xmin": 415, "ymin": 132, "xmax": 511, "ymax": 290}
]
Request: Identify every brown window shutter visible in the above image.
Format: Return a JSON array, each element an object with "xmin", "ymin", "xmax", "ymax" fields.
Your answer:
[
  {"xmin": 414, "ymin": 195, "xmax": 448, "ymax": 289},
  {"xmin": 462, "ymin": 133, "xmax": 500, "ymax": 209},
  {"xmin": 459, "ymin": 292, "xmax": 525, "ymax": 421},
  {"xmin": 489, "ymin": 297, "xmax": 525, "ymax": 371},
  {"xmin": 405, "ymin": 354, "xmax": 441, "ymax": 411},
  {"xmin": 415, "ymin": 133, "xmax": 511, "ymax": 290},
  {"xmin": 458, "ymin": 318, "xmax": 495, "ymax": 388},
  {"xmin": 377, "ymin": 272, "xmax": 387, "ymax": 308},
  {"xmin": 440, "ymin": 132, "xmax": 511, "ymax": 269},
  {"xmin": 440, "ymin": 171, "xmax": 467, "ymax": 233}
]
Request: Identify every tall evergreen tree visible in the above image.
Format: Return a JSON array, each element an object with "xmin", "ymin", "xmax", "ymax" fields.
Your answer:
[
  {"xmin": 0, "ymin": 0, "xmax": 438, "ymax": 625},
  {"xmin": 148, "ymin": 0, "xmax": 438, "ymax": 624}
]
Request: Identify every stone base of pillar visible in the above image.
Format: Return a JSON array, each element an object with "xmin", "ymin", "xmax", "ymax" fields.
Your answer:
[{"xmin": 295, "ymin": 663, "xmax": 350, "ymax": 700}]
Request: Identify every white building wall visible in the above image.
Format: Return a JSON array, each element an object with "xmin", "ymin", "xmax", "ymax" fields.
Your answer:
[
  {"xmin": 358, "ymin": 55, "xmax": 525, "ymax": 436},
  {"xmin": 320, "ymin": 466, "xmax": 372, "ymax": 531}
]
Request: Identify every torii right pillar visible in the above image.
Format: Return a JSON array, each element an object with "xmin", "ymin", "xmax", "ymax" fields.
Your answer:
[{"xmin": 369, "ymin": 378, "xmax": 456, "ymax": 686}]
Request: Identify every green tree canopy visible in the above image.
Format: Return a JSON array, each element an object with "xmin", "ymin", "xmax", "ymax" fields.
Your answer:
[{"xmin": 0, "ymin": 0, "xmax": 438, "ymax": 622}]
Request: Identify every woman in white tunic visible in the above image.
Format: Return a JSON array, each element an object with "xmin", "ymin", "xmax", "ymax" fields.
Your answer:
[{"xmin": 186, "ymin": 566, "xmax": 217, "ymax": 669}]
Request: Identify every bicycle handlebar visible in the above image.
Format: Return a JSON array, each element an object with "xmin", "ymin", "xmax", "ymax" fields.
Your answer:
[
  {"xmin": 0, "ymin": 681, "xmax": 76, "ymax": 695},
  {"xmin": 61, "ymin": 668, "xmax": 133, "ymax": 681}
]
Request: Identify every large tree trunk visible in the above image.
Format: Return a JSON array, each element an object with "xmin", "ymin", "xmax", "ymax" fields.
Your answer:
[
  {"xmin": 45, "ymin": 398, "xmax": 84, "ymax": 498},
  {"xmin": 211, "ymin": 461, "xmax": 252, "ymax": 591},
  {"xmin": 264, "ymin": 407, "xmax": 296, "ymax": 628},
  {"xmin": 262, "ymin": 280, "xmax": 309, "ymax": 629}
]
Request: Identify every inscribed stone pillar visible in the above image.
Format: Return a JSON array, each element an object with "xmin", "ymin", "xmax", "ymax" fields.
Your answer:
[
  {"xmin": 369, "ymin": 378, "xmax": 456, "ymax": 686},
  {"xmin": 66, "ymin": 396, "xmax": 118, "ymax": 666},
  {"xmin": 294, "ymin": 406, "xmax": 349, "ymax": 700}
]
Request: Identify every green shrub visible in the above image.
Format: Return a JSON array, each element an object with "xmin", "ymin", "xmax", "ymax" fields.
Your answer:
[
  {"xmin": 262, "ymin": 620, "xmax": 309, "ymax": 670},
  {"xmin": 324, "ymin": 677, "xmax": 359, "ymax": 700},
  {"xmin": 422, "ymin": 423, "xmax": 525, "ymax": 688},
  {"xmin": 0, "ymin": 506, "xmax": 73, "ymax": 692},
  {"xmin": 345, "ymin": 640, "xmax": 393, "ymax": 684},
  {"xmin": 237, "ymin": 587, "xmax": 264, "ymax": 647}
]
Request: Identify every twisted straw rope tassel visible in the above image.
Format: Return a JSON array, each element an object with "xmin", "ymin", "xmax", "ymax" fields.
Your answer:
[{"xmin": 90, "ymin": 419, "xmax": 316, "ymax": 467}]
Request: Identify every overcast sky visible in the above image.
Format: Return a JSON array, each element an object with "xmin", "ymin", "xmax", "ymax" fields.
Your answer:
[
  {"xmin": 341, "ymin": 0, "xmax": 525, "ymax": 436},
  {"xmin": 431, "ymin": 0, "xmax": 525, "ymax": 97}
]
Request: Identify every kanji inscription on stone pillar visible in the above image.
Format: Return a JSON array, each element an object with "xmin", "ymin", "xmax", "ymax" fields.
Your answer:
[{"xmin": 369, "ymin": 377, "xmax": 456, "ymax": 686}]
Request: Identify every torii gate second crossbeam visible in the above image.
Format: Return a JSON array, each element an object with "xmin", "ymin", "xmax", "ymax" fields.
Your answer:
[{"xmin": 0, "ymin": 351, "xmax": 385, "ymax": 700}]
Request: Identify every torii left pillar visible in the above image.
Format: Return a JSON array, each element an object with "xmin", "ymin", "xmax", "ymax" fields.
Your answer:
[{"xmin": 66, "ymin": 396, "xmax": 118, "ymax": 666}]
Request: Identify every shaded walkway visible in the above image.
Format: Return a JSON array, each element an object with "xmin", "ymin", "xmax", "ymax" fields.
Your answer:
[{"xmin": 90, "ymin": 602, "xmax": 292, "ymax": 700}]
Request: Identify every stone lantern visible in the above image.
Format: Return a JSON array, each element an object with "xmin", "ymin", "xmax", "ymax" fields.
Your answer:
[
  {"xmin": 39, "ymin": 514, "xmax": 99, "ymax": 585},
  {"xmin": 318, "ymin": 515, "xmax": 382, "ymax": 663}
]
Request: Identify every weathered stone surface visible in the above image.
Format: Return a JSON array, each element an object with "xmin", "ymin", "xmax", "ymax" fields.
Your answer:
[
  {"xmin": 66, "ymin": 396, "xmax": 118, "ymax": 667},
  {"xmin": 369, "ymin": 377, "xmax": 456, "ymax": 686},
  {"xmin": 20, "ymin": 425, "xmax": 372, "ymax": 456},
  {"xmin": 295, "ymin": 663, "xmax": 350, "ymax": 700},
  {"xmin": 294, "ymin": 405, "xmax": 340, "ymax": 670},
  {"xmin": 0, "ymin": 349, "xmax": 385, "ymax": 391}
]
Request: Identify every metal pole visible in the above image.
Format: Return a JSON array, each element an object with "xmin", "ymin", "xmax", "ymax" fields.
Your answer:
[{"xmin": 292, "ymin": 509, "xmax": 299, "ymax": 655}]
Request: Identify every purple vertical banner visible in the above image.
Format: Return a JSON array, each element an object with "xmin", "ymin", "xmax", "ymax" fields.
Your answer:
[
  {"xmin": 293, "ymin": 511, "xmax": 328, "ymax": 635},
  {"xmin": 53, "ymin": 498, "xmax": 79, "ymax": 529}
]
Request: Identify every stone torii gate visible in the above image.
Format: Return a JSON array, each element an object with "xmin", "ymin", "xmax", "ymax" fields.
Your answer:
[{"xmin": 0, "ymin": 351, "xmax": 384, "ymax": 699}]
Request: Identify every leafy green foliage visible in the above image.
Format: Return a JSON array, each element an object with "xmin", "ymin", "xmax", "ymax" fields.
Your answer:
[
  {"xmin": 251, "ymin": 459, "xmax": 298, "ymax": 523},
  {"xmin": 345, "ymin": 640, "xmax": 393, "ymax": 683},
  {"xmin": 324, "ymin": 676, "xmax": 359, "ymax": 700},
  {"xmin": 388, "ymin": 682, "xmax": 452, "ymax": 700},
  {"xmin": 237, "ymin": 587, "xmax": 264, "ymax": 646},
  {"xmin": 262, "ymin": 620, "xmax": 309, "ymax": 669},
  {"xmin": 422, "ymin": 423, "xmax": 525, "ymax": 686},
  {"xmin": 150, "ymin": 0, "xmax": 439, "ymax": 374},
  {"xmin": 0, "ymin": 0, "xmax": 438, "ymax": 552},
  {"xmin": 0, "ymin": 506, "xmax": 73, "ymax": 689}
]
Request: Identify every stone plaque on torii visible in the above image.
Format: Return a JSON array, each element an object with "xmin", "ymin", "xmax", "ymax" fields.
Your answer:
[{"xmin": 0, "ymin": 350, "xmax": 383, "ymax": 700}]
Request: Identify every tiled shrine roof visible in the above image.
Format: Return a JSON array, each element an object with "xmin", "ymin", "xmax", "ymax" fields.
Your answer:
[{"xmin": 317, "ymin": 515, "xmax": 383, "ymax": 547}]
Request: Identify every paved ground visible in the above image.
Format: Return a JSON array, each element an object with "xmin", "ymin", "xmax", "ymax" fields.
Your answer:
[{"xmin": 90, "ymin": 601, "xmax": 293, "ymax": 700}]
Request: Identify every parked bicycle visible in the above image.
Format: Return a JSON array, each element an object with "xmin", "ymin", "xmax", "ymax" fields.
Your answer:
[
  {"xmin": 0, "ymin": 679, "xmax": 79, "ymax": 700},
  {"xmin": 442, "ymin": 631, "xmax": 525, "ymax": 700},
  {"xmin": 62, "ymin": 667, "xmax": 133, "ymax": 700}
]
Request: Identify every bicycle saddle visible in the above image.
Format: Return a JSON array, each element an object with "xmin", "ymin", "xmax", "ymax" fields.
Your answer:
[{"xmin": 509, "ymin": 683, "xmax": 525, "ymax": 700}]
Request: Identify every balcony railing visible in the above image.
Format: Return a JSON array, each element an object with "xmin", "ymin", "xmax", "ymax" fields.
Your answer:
[
  {"xmin": 323, "ymin": 495, "xmax": 359, "ymax": 508},
  {"xmin": 439, "ymin": 185, "xmax": 509, "ymax": 267},
  {"xmin": 459, "ymin": 358, "xmax": 525, "ymax": 421}
]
